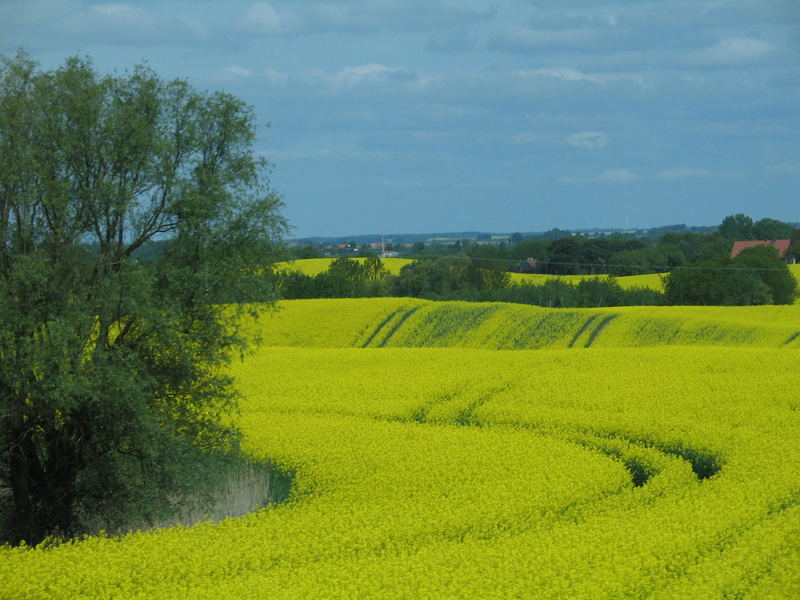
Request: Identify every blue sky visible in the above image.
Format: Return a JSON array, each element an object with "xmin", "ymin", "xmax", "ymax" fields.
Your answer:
[{"xmin": 2, "ymin": 1, "xmax": 799, "ymax": 237}]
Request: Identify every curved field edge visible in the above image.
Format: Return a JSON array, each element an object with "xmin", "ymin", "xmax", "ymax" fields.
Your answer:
[
  {"xmin": 245, "ymin": 298, "xmax": 800, "ymax": 349},
  {"xmin": 1, "ymin": 345, "xmax": 798, "ymax": 599}
]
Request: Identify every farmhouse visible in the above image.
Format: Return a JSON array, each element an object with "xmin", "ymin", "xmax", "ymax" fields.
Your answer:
[{"xmin": 730, "ymin": 239, "xmax": 795, "ymax": 263}]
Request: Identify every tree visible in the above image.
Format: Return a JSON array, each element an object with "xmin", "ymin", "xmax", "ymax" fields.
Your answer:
[
  {"xmin": 663, "ymin": 256, "xmax": 732, "ymax": 305},
  {"xmin": 547, "ymin": 237, "xmax": 583, "ymax": 274},
  {"xmin": 279, "ymin": 257, "xmax": 388, "ymax": 299},
  {"xmin": 0, "ymin": 52, "xmax": 287, "ymax": 544},
  {"xmin": 752, "ymin": 218, "xmax": 795, "ymax": 240},
  {"xmin": 733, "ymin": 245, "xmax": 796, "ymax": 305},
  {"xmin": 289, "ymin": 245, "xmax": 320, "ymax": 259},
  {"xmin": 719, "ymin": 213, "xmax": 755, "ymax": 240},
  {"xmin": 392, "ymin": 256, "xmax": 509, "ymax": 298},
  {"xmin": 788, "ymin": 229, "xmax": 800, "ymax": 263},
  {"xmin": 663, "ymin": 245, "xmax": 796, "ymax": 306}
]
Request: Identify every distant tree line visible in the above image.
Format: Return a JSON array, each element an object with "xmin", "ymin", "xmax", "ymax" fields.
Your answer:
[
  {"xmin": 278, "ymin": 212, "xmax": 799, "ymax": 307},
  {"xmin": 289, "ymin": 215, "xmax": 799, "ymax": 279},
  {"xmin": 470, "ymin": 215, "xmax": 798, "ymax": 277},
  {"xmin": 277, "ymin": 256, "xmax": 664, "ymax": 308}
]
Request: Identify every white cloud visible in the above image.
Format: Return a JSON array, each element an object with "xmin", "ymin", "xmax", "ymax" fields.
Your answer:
[
  {"xmin": 563, "ymin": 168, "xmax": 739, "ymax": 184},
  {"xmin": 242, "ymin": 2, "xmax": 284, "ymax": 34},
  {"xmin": 687, "ymin": 37, "xmax": 775, "ymax": 65},
  {"xmin": 331, "ymin": 64, "xmax": 433, "ymax": 90},
  {"xmin": 656, "ymin": 168, "xmax": 713, "ymax": 179},
  {"xmin": 333, "ymin": 64, "xmax": 409, "ymax": 86},
  {"xmin": 224, "ymin": 65, "xmax": 253, "ymax": 78},
  {"xmin": 567, "ymin": 131, "xmax": 608, "ymax": 149},
  {"xmin": 515, "ymin": 68, "xmax": 644, "ymax": 86},
  {"xmin": 58, "ymin": 2, "xmax": 204, "ymax": 45},
  {"xmin": 562, "ymin": 169, "xmax": 638, "ymax": 183},
  {"xmin": 224, "ymin": 65, "xmax": 289, "ymax": 85},
  {"xmin": 296, "ymin": 68, "xmax": 327, "ymax": 86},
  {"xmin": 596, "ymin": 169, "xmax": 638, "ymax": 182},
  {"xmin": 263, "ymin": 69, "xmax": 289, "ymax": 85},
  {"xmin": 522, "ymin": 68, "xmax": 593, "ymax": 82},
  {"xmin": 238, "ymin": 1, "xmax": 495, "ymax": 36},
  {"xmin": 88, "ymin": 3, "xmax": 157, "ymax": 28}
]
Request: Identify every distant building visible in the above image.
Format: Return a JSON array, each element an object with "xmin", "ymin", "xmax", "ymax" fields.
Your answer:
[{"xmin": 730, "ymin": 239, "xmax": 794, "ymax": 262}]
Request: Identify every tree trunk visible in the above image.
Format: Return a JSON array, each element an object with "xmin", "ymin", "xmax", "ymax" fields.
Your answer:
[
  {"xmin": 7, "ymin": 427, "xmax": 41, "ymax": 544},
  {"xmin": 6, "ymin": 420, "xmax": 81, "ymax": 544}
]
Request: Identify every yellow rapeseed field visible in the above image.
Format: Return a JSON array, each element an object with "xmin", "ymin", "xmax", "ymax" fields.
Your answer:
[
  {"xmin": 514, "ymin": 264, "xmax": 800, "ymax": 294},
  {"xmin": 2, "ymin": 298, "xmax": 799, "ymax": 598},
  {"xmin": 508, "ymin": 270, "xmax": 667, "ymax": 290},
  {"xmin": 275, "ymin": 257, "xmax": 413, "ymax": 276},
  {"xmin": 247, "ymin": 298, "xmax": 800, "ymax": 349}
]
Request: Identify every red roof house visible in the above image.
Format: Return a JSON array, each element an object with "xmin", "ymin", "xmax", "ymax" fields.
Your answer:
[{"xmin": 730, "ymin": 239, "xmax": 792, "ymax": 260}]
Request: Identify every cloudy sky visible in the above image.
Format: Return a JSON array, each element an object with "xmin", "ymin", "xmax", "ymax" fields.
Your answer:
[{"xmin": 2, "ymin": 1, "xmax": 799, "ymax": 237}]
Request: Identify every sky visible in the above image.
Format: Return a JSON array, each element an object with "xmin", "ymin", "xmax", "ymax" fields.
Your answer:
[{"xmin": 2, "ymin": 1, "xmax": 799, "ymax": 238}]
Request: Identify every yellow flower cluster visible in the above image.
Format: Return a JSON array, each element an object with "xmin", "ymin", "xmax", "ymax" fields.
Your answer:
[{"xmin": 2, "ymin": 299, "xmax": 799, "ymax": 598}]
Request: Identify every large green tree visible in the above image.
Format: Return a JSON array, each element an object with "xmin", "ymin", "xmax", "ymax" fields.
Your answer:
[
  {"xmin": 0, "ymin": 52, "xmax": 286, "ymax": 544},
  {"xmin": 753, "ymin": 218, "xmax": 795, "ymax": 240},
  {"xmin": 663, "ymin": 246, "xmax": 796, "ymax": 306},
  {"xmin": 719, "ymin": 213, "xmax": 755, "ymax": 240}
]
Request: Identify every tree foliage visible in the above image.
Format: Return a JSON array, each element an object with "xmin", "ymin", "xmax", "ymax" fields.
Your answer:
[
  {"xmin": 719, "ymin": 213, "xmax": 755, "ymax": 240},
  {"xmin": 391, "ymin": 256, "xmax": 510, "ymax": 298},
  {"xmin": 277, "ymin": 257, "xmax": 388, "ymax": 299},
  {"xmin": 0, "ymin": 52, "xmax": 286, "ymax": 544},
  {"xmin": 663, "ymin": 245, "xmax": 796, "ymax": 306}
]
